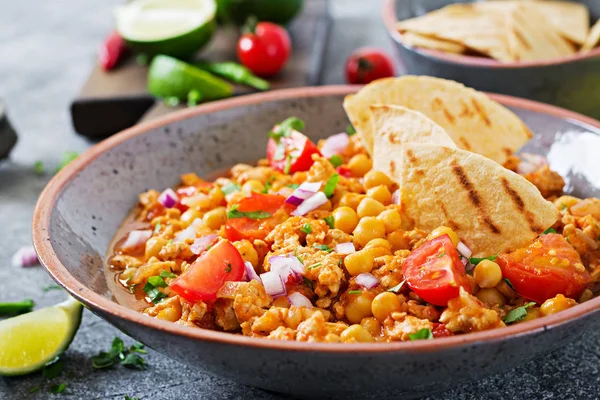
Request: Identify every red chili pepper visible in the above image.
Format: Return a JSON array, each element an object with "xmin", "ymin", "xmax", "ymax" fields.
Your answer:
[{"xmin": 99, "ymin": 31, "xmax": 129, "ymax": 71}]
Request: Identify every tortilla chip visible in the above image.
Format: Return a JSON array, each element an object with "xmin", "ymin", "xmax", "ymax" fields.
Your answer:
[
  {"xmin": 581, "ymin": 19, "xmax": 600, "ymax": 52},
  {"xmin": 370, "ymin": 105, "xmax": 456, "ymax": 178},
  {"xmin": 343, "ymin": 76, "xmax": 533, "ymax": 165},
  {"xmin": 397, "ymin": 143, "xmax": 559, "ymax": 257},
  {"xmin": 400, "ymin": 32, "xmax": 467, "ymax": 54},
  {"xmin": 533, "ymin": 1, "xmax": 589, "ymax": 45}
]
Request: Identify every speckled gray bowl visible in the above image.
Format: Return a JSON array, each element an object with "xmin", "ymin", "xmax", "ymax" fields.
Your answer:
[
  {"xmin": 384, "ymin": 0, "xmax": 600, "ymax": 120},
  {"xmin": 33, "ymin": 87, "xmax": 600, "ymax": 399}
]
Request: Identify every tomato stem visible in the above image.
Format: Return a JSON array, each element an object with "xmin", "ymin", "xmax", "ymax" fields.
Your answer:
[{"xmin": 242, "ymin": 15, "xmax": 258, "ymax": 35}]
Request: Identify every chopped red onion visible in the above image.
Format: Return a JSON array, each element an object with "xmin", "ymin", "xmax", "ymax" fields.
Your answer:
[
  {"xmin": 173, "ymin": 218, "xmax": 202, "ymax": 243},
  {"xmin": 11, "ymin": 246, "xmax": 39, "ymax": 268},
  {"xmin": 355, "ymin": 272, "xmax": 379, "ymax": 289},
  {"xmin": 269, "ymin": 255, "xmax": 305, "ymax": 283},
  {"xmin": 517, "ymin": 153, "xmax": 548, "ymax": 175},
  {"xmin": 244, "ymin": 261, "xmax": 262, "ymax": 283},
  {"xmin": 287, "ymin": 292, "xmax": 313, "ymax": 308},
  {"xmin": 292, "ymin": 192, "xmax": 328, "ymax": 216},
  {"xmin": 457, "ymin": 241, "xmax": 472, "ymax": 258},
  {"xmin": 391, "ymin": 189, "xmax": 400, "ymax": 205},
  {"xmin": 121, "ymin": 230, "xmax": 152, "ymax": 251},
  {"xmin": 178, "ymin": 186, "xmax": 197, "ymax": 197},
  {"xmin": 190, "ymin": 234, "xmax": 218, "ymax": 255},
  {"xmin": 260, "ymin": 271, "xmax": 287, "ymax": 298},
  {"xmin": 320, "ymin": 132, "xmax": 350, "ymax": 158},
  {"xmin": 285, "ymin": 181, "xmax": 322, "ymax": 206},
  {"xmin": 158, "ymin": 188, "xmax": 179, "ymax": 208},
  {"xmin": 334, "ymin": 242, "xmax": 355, "ymax": 255}
]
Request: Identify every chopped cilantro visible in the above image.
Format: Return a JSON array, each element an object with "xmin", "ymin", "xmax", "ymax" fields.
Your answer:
[
  {"xmin": 154, "ymin": 222, "xmax": 161, "ymax": 234},
  {"xmin": 303, "ymin": 276, "xmax": 313, "ymax": 290},
  {"xmin": 227, "ymin": 204, "xmax": 272, "ymax": 219},
  {"xmin": 287, "ymin": 183, "xmax": 300, "ymax": 189},
  {"xmin": 307, "ymin": 262, "xmax": 321, "ymax": 270},
  {"xmin": 323, "ymin": 174, "xmax": 340, "ymax": 198},
  {"xmin": 221, "ymin": 182, "xmax": 241, "ymax": 195},
  {"xmin": 543, "ymin": 227, "xmax": 557, "ymax": 235},
  {"xmin": 504, "ymin": 302, "xmax": 536, "ymax": 324},
  {"xmin": 28, "ymin": 386, "xmax": 41, "ymax": 393},
  {"xmin": 42, "ymin": 358, "xmax": 64, "ymax": 379},
  {"xmin": 92, "ymin": 337, "xmax": 147, "ymax": 370},
  {"xmin": 269, "ymin": 117, "xmax": 305, "ymax": 142},
  {"xmin": 50, "ymin": 383, "xmax": 67, "ymax": 394},
  {"xmin": 504, "ymin": 278, "xmax": 515, "ymax": 290},
  {"xmin": 42, "ymin": 284, "xmax": 62, "ymax": 292},
  {"xmin": 408, "ymin": 328, "xmax": 433, "ymax": 340},
  {"xmin": 262, "ymin": 176, "xmax": 276, "ymax": 193},
  {"xmin": 469, "ymin": 254, "xmax": 498, "ymax": 265},
  {"xmin": 313, "ymin": 244, "xmax": 334, "ymax": 253},
  {"xmin": 324, "ymin": 215, "xmax": 335, "ymax": 229},
  {"xmin": 143, "ymin": 282, "xmax": 167, "ymax": 304},
  {"xmin": 129, "ymin": 342, "xmax": 147, "ymax": 354},
  {"xmin": 56, "ymin": 151, "xmax": 79, "ymax": 172},
  {"xmin": 301, "ymin": 223, "xmax": 312, "ymax": 234},
  {"xmin": 387, "ymin": 280, "xmax": 405, "ymax": 293},
  {"xmin": 125, "ymin": 396, "xmax": 140, "ymax": 400},
  {"xmin": 120, "ymin": 353, "xmax": 146, "ymax": 370},
  {"xmin": 33, "ymin": 160, "xmax": 45, "ymax": 175},
  {"xmin": 329, "ymin": 155, "xmax": 343, "ymax": 168},
  {"xmin": 346, "ymin": 124, "xmax": 356, "ymax": 136},
  {"xmin": 284, "ymin": 154, "xmax": 293, "ymax": 174},
  {"xmin": 348, "ymin": 290, "xmax": 362, "ymax": 295},
  {"xmin": 159, "ymin": 270, "xmax": 177, "ymax": 279},
  {"xmin": 147, "ymin": 276, "xmax": 167, "ymax": 288}
]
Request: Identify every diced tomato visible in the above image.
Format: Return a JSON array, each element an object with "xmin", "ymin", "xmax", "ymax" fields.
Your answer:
[
  {"xmin": 225, "ymin": 193, "xmax": 288, "ymax": 242},
  {"xmin": 497, "ymin": 233, "xmax": 590, "ymax": 303},
  {"xmin": 170, "ymin": 240, "xmax": 245, "ymax": 302},
  {"xmin": 402, "ymin": 234, "xmax": 471, "ymax": 306},
  {"xmin": 432, "ymin": 323, "xmax": 454, "ymax": 338},
  {"xmin": 336, "ymin": 166, "xmax": 352, "ymax": 178},
  {"xmin": 266, "ymin": 130, "xmax": 321, "ymax": 174}
]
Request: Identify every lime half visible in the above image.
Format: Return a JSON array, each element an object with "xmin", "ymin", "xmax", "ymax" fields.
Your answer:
[
  {"xmin": 115, "ymin": 0, "xmax": 217, "ymax": 58},
  {"xmin": 148, "ymin": 55, "xmax": 234, "ymax": 101},
  {"xmin": 0, "ymin": 297, "xmax": 82, "ymax": 376}
]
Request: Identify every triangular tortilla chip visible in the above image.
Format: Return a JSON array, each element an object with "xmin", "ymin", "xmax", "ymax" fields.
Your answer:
[
  {"xmin": 398, "ymin": 143, "xmax": 559, "ymax": 257},
  {"xmin": 400, "ymin": 32, "xmax": 467, "ymax": 54},
  {"xmin": 581, "ymin": 19, "xmax": 600, "ymax": 52},
  {"xmin": 370, "ymin": 104, "xmax": 456, "ymax": 178},
  {"xmin": 534, "ymin": 1, "xmax": 589, "ymax": 46},
  {"xmin": 343, "ymin": 76, "xmax": 533, "ymax": 165}
]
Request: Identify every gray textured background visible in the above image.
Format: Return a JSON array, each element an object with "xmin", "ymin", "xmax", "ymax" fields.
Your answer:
[{"xmin": 1, "ymin": 1, "xmax": 599, "ymax": 399}]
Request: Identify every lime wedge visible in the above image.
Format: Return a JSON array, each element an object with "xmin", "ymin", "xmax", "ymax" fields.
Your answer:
[
  {"xmin": 148, "ymin": 55, "xmax": 234, "ymax": 101},
  {"xmin": 115, "ymin": 0, "xmax": 217, "ymax": 58},
  {"xmin": 0, "ymin": 297, "xmax": 82, "ymax": 376}
]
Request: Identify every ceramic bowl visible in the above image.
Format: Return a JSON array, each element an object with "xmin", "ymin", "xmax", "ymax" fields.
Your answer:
[
  {"xmin": 383, "ymin": 0, "xmax": 600, "ymax": 120},
  {"xmin": 33, "ymin": 86, "xmax": 600, "ymax": 399}
]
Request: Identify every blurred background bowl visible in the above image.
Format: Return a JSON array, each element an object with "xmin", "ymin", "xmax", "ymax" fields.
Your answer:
[{"xmin": 383, "ymin": 0, "xmax": 600, "ymax": 120}]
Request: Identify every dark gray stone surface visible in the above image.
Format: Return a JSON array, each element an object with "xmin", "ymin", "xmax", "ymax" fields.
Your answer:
[{"xmin": 0, "ymin": 1, "xmax": 598, "ymax": 399}]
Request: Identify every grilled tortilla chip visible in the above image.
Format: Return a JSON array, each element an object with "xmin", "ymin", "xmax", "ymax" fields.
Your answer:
[
  {"xmin": 400, "ymin": 32, "xmax": 468, "ymax": 54},
  {"xmin": 343, "ymin": 76, "xmax": 533, "ymax": 165},
  {"xmin": 533, "ymin": 1, "xmax": 589, "ymax": 46},
  {"xmin": 370, "ymin": 104, "xmax": 456, "ymax": 178},
  {"xmin": 398, "ymin": 143, "xmax": 559, "ymax": 257},
  {"xmin": 581, "ymin": 19, "xmax": 600, "ymax": 52}
]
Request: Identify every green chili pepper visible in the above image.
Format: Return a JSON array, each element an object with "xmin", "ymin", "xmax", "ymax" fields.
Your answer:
[
  {"xmin": 0, "ymin": 299, "xmax": 34, "ymax": 316},
  {"xmin": 195, "ymin": 61, "xmax": 270, "ymax": 91}
]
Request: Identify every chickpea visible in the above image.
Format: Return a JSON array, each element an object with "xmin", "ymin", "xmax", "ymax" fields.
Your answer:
[
  {"xmin": 377, "ymin": 209, "xmax": 402, "ymax": 233},
  {"xmin": 579, "ymin": 289, "xmax": 593, "ymax": 303},
  {"xmin": 156, "ymin": 305, "xmax": 182, "ymax": 322},
  {"xmin": 145, "ymin": 236, "xmax": 168, "ymax": 259},
  {"xmin": 345, "ymin": 293, "xmax": 375, "ymax": 323},
  {"xmin": 348, "ymin": 154, "xmax": 372, "ymax": 177},
  {"xmin": 360, "ymin": 317, "xmax": 382, "ymax": 337},
  {"xmin": 371, "ymin": 292, "xmax": 402, "ymax": 321},
  {"xmin": 203, "ymin": 207, "xmax": 227, "ymax": 230},
  {"xmin": 209, "ymin": 187, "xmax": 224, "ymax": 207},
  {"xmin": 344, "ymin": 250, "xmax": 374, "ymax": 276},
  {"xmin": 233, "ymin": 240, "xmax": 259, "ymax": 268},
  {"xmin": 387, "ymin": 230, "xmax": 409, "ymax": 251},
  {"xmin": 353, "ymin": 217, "xmax": 386, "ymax": 248},
  {"xmin": 475, "ymin": 288, "xmax": 506, "ymax": 306},
  {"xmin": 357, "ymin": 197, "xmax": 385, "ymax": 218},
  {"xmin": 540, "ymin": 294, "xmax": 577, "ymax": 316},
  {"xmin": 523, "ymin": 307, "xmax": 541, "ymax": 322},
  {"xmin": 332, "ymin": 206, "xmax": 360, "ymax": 234},
  {"xmin": 473, "ymin": 260, "xmax": 503, "ymax": 288},
  {"xmin": 428, "ymin": 226, "xmax": 459, "ymax": 247},
  {"xmin": 339, "ymin": 193, "xmax": 366, "ymax": 211},
  {"xmin": 553, "ymin": 195, "xmax": 580, "ymax": 211},
  {"xmin": 365, "ymin": 238, "xmax": 391, "ymax": 250},
  {"xmin": 363, "ymin": 170, "xmax": 394, "ymax": 189},
  {"xmin": 242, "ymin": 180, "xmax": 265, "ymax": 195},
  {"xmin": 341, "ymin": 324, "xmax": 375, "ymax": 343},
  {"xmin": 366, "ymin": 185, "xmax": 392, "ymax": 205},
  {"xmin": 363, "ymin": 246, "xmax": 391, "ymax": 259},
  {"xmin": 272, "ymin": 296, "xmax": 291, "ymax": 308},
  {"xmin": 181, "ymin": 208, "xmax": 202, "ymax": 225}
]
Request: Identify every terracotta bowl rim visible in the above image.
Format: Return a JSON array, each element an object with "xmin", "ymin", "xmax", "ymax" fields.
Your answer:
[
  {"xmin": 382, "ymin": 0, "xmax": 600, "ymax": 69},
  {"xmin": 33, "ymin": 85, "xmax": 600, "ymax": 353}
]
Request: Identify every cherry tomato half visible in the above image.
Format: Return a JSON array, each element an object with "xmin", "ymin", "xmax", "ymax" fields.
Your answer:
[
  {"xmin": 345, "ymin": 47, "xmax": 395, "ymax": 85},
  {"xmin": 237, "ymin": 21, "xmax": 291, "ymax": 77},
  {"xmin": 402, "ymin": 234, "xmax": 471, "ymax": 306},
  {"xmin": 266, "ymin": 130, "xmax": 321, "ymax": 174},
  {"xmin": 225, "ymin": 193, "xmax": 289, "ymax": 242},
  {"xmin": 497, "ymin": 233, "xmax": 590, "ymax": 304},
  {"xmin": 170, "ymin": 240, "xmax": 245, "ymax": 302}
]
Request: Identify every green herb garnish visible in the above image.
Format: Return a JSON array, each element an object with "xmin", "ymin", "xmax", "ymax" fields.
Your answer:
[
  {"xmin": 303, "ymin": 276, "xmax": 313, "ymax": 290},
  {"xmin": 125, "ymin": 396, "xmax": 140, "ymax": 400},
  {"xmin": 543, "ymin": 227, "xmax": 557, "ymax": 235},
  {"xmin": 284, "ymin": 154, "xmax": 293, "ymax": 175},
  {"xmin": 42, "ymin": 358, "xmax": 64, "ymax": 379},
  {"xmin": 143, "ymin": 282, "xmax": 167, "ymax": 304},
  {"xmin": 147, "ymin": 276, "xmax": 167, "ymax": 288},
  {"xmin": 313, "ymin": 244, "xmax": 334, "ymax": 253},
  {"xmin": 323, "ymin": 215, "xmax": 335, "ymax": 229},
  {"xmin": 287, "ymin": 183, "xmax": 300, "ymax": 189},
  {"xmin": 469, "ymin": 254, "xmax": 498, "ymax": 265},
  {"xmin": 307, "ymin": 262, "xmax": 321, "ymax": 270},
  {"xmin": 346, "ymin": 124, "xmax": 356, "ymax": 136},
  {"xmin": 262, "ymin": 176, "xmax": 276, "ymax": 194},
  {"xmin": 329, "ymin": 155, "xmax": 343, "ymax": 168},
  {"xmin": 33, "ymin": 160, "xmax": 45, "ymax": 175},
  {"xmin": 159, "ymin": 270, "xmax": 177, "ymax": 279},
  {"xmin": 504, "ymin": 302, "xmax": 536, "ymax": 324},
  {"xmin": 120, "ymin": 353, "xmax": 146, "ymax": 370},
  {"xmin": 504, "ymin": 278, "xmax": 515, "ymax": 290},
  {"xmin": 408, "ymin": 328, "xmax": 434, "ymax": 340},
  {"xmin": 91, "ymin": 337, "xmax": 147, "ymax": 370},
  {"xmin": 268, "ymin": 117, "xmax": 305, "ymax": 143},
  {"xmin": 323, "ymin": 174, "xmax": 340, "ymax": 198},
  {"xmin": 301, "ymin": 223, "xmax": 312, "ymax": 234},
  {"xmin": 348, "ymin": 290, "xmax": 362, "ymax": 295},
  {"xmin": 387, "ymin": 280, "xmax": 405, "ymax": 293},
  {"xmin": 50, "ymin": 383, "xmax": 67, "ymax": 394},
  {"xmin": 28, "ymin": 386, "xmax": 41, "ymax": 394},
  {"xmin": 227, "ymin": 204, "xmax": 272, "ymax": 220},
  {"xmin": 221, "ymin": 182, "xmax": 241, "ymax": 195},
  {"xmin": 56, "ymin": 151, "xmax": 79, "ymax": 172},
  {"xmin": 0, "ymin": 299, "xmax": 34, "ymax": 316},
  {"xmin": 42, "ymin": 284, "xmax": 63, "ymax": 292}
]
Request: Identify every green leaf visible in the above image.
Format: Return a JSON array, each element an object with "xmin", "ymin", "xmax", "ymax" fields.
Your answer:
[
  {"xmin": 329, "ymin": 155, "xmax": 343, "ymax": 168},
  {"xmin": 42, "ymin": 358, "xmax": 64, "ymax": 379},
  {"xmin": 159, "ymin": 270, "xmax": 177, "ymax": 279},
  {"xmin": 469, "ymin": 254, "xmax": 498, "ymax": 265},
  {"xmin": 143, "ymin": 282, "xmax": 167, "ymax": 304},
  {"xmin": 56, "ymin": 151, "xmax": 79, "ymax": 172},
  {"xmin": 262, "ymin": 176, "xmax": 276, "ymax": 193},
  {"xmin": 221, "ymin": 182, "xmax": 240, "ymax": 195},
  {"xmin": 307, "ymin": 262, "xmax": 321, "ymax": 270},
  {"xmin": 408, "ymin": 328, "xmax": 434, "ymax": 340},
  {"xmin": 313, "ymin": 244, "xmax": 333, "ymax": 253},
  {"xmin": 50, "ymin": 383, "xmax": 67, "ymax": 394},
  {"xmin": 269, "ymin": 117, "xmax": 305, "ymax": 143},
  {"xmin": 323, "ymin": 174, "xmax": 340, "ymax": 198},
  {"xmin": 120, "ymin": 353, "xmax": 146, "ymax": 370},
  {"xmin": 125, "ymin": 396, "xmax": 140, "ymax": 400},
  {"xmin": 91, "ymin": 351, "xmax": 116, "ymax": 369},
  {"xmin": 300, "ymin": 223, "xmax": 312, "ymax": 234},
  {"xmin": 129, "ymin": 343, "xmax": 147, "ymax": 354},
  {"xmin": 227, "ymin": 204, "xmax": 272, "ymax": 220},
  {"xmin": 504, "ymin": 278, "xmax": 515, "ymax": 290},
  {"xmin": 347, "ymin": 290, "xmax": 362, "ymax": 295},
  {"xmin": 346, "ymin": 124, "xmax": 356, "ymax": 136},
  {"xmin": 111, "ymin": 337, "xmax": 125, "ymax": 357},
  {"xmin": 33, "ymin": 160, "xmax": 45, "ymax": 175},
  {"xmin": 504, "ymin": 302, "xmax": 536, "ymax": 324},
  {"xmin": 543, "ymin": 227, "xmax": 557, "ymax": 235},
  {"xmin": 387, "ymin": 280, "xmax": 406, "ymax": 293},
  {"xmin": 324, "ymin": 215, "xmax": 335, "ymax": 229},
  {"xmin": 147, "ymin": 276, "xmax": 167, "ymax": 288}
]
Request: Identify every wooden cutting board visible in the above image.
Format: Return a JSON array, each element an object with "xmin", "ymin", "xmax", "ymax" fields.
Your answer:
[{"xmin": 71, "ymin": 0, "xmax": 331, "ymax": 138}]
